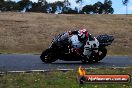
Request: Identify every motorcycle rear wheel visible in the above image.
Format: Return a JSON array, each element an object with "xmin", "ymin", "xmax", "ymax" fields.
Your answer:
[
  {"xmin": 98, "ymin": 48, "xmax": 107, "ymax": 60},
  {"xmin": 89, "ymin": 48, "xmax": 107, "ymax": 63},
  {"xmin": 40, "ymin": 49, "xmax": 57, "ymax": 63},
  {"xmin": 81, "ymin": 48, "xmax": 107, "ymax": 63},
  {"xmin": 81, "ymin": 54, "xmax": 99, "ymax": 64}
]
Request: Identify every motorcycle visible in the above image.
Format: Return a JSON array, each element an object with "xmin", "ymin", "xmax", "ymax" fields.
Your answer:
[{"xmin": 40, "ymin": 32, "xmax": 114, "ymax": 63}]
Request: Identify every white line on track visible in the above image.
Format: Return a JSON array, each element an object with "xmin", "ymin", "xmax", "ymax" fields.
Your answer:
[{"xmin": 0, "ymin": 67, "xmax": 131, "ymax": 73}]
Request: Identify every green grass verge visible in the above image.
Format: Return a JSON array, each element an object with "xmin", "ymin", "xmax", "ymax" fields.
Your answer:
[{"xmin": 0, "ymin": 67, "xmax": 132, "ymax": 88}]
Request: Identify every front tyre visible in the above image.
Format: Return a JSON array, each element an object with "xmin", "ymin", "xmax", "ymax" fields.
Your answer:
[{"xmin": 40, "ymin": 49, "xmax": 57, "ymax": 63}]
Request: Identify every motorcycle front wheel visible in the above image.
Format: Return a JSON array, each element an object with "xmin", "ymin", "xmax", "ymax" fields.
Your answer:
[{"xmin": 40, "ymin": 48, "xmax": 58, "ymax": 63}]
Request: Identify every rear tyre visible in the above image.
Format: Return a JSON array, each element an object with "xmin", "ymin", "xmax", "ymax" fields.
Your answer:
[
  {"xmin": 98, "ymin": 48, "xmax": 107, "ymax": 61},
  {"xmin": 81, "ymin": 59, "xmax": 88, "ymax": 64},
  {"xmin": 40, "ymin": 49, "xmax": 57, "ymax": 63},
  {"xmin": 81, "ymin": 48, "xmax": 107, "ymax": 63},
  {"xmin": 90, "ymin": 48, "xmax": 107, "ymax": 63},
  {"xmin": 88, "ymin": 53, "xmax": 100, "ymax": 63},
  {"xmin": 81, "ymin": 56, "xmax": 93, "ymax": 64}
]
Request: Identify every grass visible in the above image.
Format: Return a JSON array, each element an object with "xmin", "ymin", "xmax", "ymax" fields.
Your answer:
[
  {"xmin": 0, "ymin": 67, "xmax": 132, "ymax": 88},
  {"xmin": 0, "ymin": 12, "xmax": 132, "ymax": 55}
]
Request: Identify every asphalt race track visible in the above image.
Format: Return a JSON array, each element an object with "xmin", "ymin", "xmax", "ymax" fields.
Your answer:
[{"xmin": 0, "ymin": 54, "xmax": 132, "ymax": 71}]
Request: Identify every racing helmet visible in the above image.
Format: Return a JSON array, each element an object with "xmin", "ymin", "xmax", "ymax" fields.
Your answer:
[
  {"xmin": 78, "ymin": 29, "xmax": 88, "ymax": 42},
  {"xmin": 78, "ymin": 29, "xmax": 87, "ymax": 38}
]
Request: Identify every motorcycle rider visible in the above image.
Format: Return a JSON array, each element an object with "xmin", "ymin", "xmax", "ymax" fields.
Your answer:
[
  {"xmin": 69, "ymin": 29, "xmax": 99, "ymax": 57},
  {"xmin": 68, "ymin": 29, "xmax": 93, "ymax": 48},
  {"xmin": 53, "ymin": 28, "xmax": 99, "ymax": 57}
]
